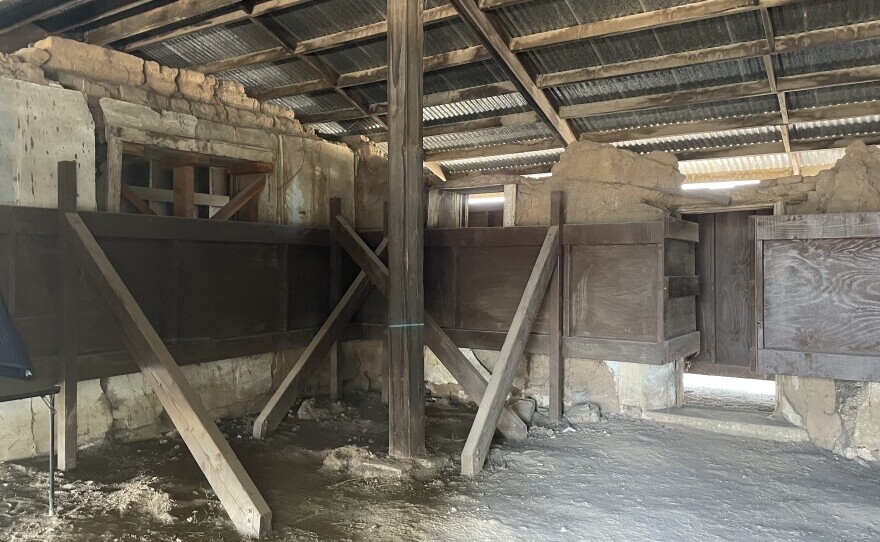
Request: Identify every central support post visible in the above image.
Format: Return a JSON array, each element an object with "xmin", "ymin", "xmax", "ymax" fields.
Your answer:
[{"xmin": 387, "ymin": 0, "xmax": 426, "ymax": 458}]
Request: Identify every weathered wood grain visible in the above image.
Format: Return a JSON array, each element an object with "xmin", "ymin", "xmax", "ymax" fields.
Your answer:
[
  {"xmin": 66, "ymin": 213, "xmax": 271, "ymax": 538},
  {"xmin": 461, "ymin": 226, "xmax": 559, "ymax": 476},
  {"xmin": 764, "ymin": 237, "xmax": 880, "ymax": 356}
]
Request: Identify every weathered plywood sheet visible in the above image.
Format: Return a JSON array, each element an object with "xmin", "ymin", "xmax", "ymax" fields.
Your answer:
[
  {"xmin": 714, "ymin": 211, "xmax": 755, "ymax": 367},
  {"xmin": 458, "ymin": 246, "xmax": 550, "ymax": 333},
  {"xmin": 175, "ymin": 241, "xmax": 285, "ymax": 339},
  {"xmin": 569, "ymin": 244, "xmax": 658, "ymax": 342},
  {"xmin": 764, "ymin": 237, "xmax": 880, "ymax": 356}
]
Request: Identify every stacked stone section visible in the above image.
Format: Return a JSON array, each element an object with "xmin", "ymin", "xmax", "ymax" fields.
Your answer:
[{"xmin": 3, "ymin": 37, "xmax": 309, "ymax": 137}]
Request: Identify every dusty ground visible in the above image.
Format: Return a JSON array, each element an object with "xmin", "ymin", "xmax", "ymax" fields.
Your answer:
[{"xmin": 2, "ymin": 393, "xmax": 878, "ymax": 542}]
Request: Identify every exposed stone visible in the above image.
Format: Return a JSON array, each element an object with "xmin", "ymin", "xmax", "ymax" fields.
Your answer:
[
  {"xmin": 12, "ymin": 47, "xmax": 50, "ymax": 67},
  {"xmin": 226, "ymin": 106, "xmax": 274, "ymax": 130},
  {"xmin": 190, "ymin": 101, "xmax": 228, "ymax": 123},
  {"xmin": 262, "ymin": 101, "xmax": 296, "ymax": 121},
  {"xmin": 118, "ymin": 85, "xmax": 150, "ymax": 106},
  {"xmin": 512, "ymin": 398, "xmax": 537, "ymax": 424},
  {"xmin": 56, "ymin": 73, "xmax": 120, "ymax": 99},
  {"xmin": 143, "ymin": 61, "xmax": 178, "ymax": 97},
  {"xmin": 35, "ymin": 36, "xmax": 145, "ymax": 87},
  {"xmin": 215, "ymin": 80, "xmax": 260, "ymax": 111},
  {"xmin": 566, "ymin": 402, "xmax": 601, "ymax": 424},
  {"xmin": 176, "ymin": 69, "xmax": 215, "ymax": 103}
]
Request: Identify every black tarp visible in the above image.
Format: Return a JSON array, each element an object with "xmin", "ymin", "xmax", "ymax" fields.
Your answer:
[{"xmin": 0, "ymin": 295, "xmax": 31, "ymax": 380}]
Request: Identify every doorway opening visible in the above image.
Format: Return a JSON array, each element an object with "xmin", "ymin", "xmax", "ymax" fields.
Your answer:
[
  {"xmin": 682, "ymin": 208, "xmax": 776, "ymax": 413},
  {"xmin": 683, "ymin": 373, "xmax": 775, "ymax": 412}
]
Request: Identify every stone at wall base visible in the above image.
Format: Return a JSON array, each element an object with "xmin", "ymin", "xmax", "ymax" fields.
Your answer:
[
  {"xmin": 567, "ymin": 402, "xmax": 601, "ymax": 424},
  {"xmin": 512, "ymin": 398, "xmax": 537, "ymax": 425}
]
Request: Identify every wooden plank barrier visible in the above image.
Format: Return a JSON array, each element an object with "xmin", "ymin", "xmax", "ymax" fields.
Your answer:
[{"xmin": 65, "ymin": 212, "xmax": 271, "ymax": 538}]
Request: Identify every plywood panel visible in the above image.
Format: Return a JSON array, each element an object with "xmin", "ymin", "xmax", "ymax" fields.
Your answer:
[
  {"xmin": 764, "ymin": 237, "xmax": 880, "ymax": 356},
  {"xmin": 425, "ymin": 247, "xmax": 455, "ymax": 328},
  {"xmin": 692, "ymin": 214, "xmax": 715, "ymax": 364},
  {"xmin": 665, "ymin": 296, "xmax": 696, "ymax": 340},
  {"xmin": 458, "ymin": 246, "xmax": 550, "ymax": 333},
  {"xmin": 714, "ymin": 211, "xmax": 754, "ymax": 367},
  {"xmin": 569, "ymin": 244, "xmax": 658, "ymax": 342},
  {"xmin": 176, "ymin": 241, "xmax": 285, "ymax": 339},
  {"xmin": 286, "ymin": 245, "xmax": 332, "ymax": 329}
]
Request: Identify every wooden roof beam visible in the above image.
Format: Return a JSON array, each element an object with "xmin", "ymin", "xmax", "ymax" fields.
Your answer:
[
  {"xmin": 450, "ymin": 0, "xmax": 576, "ymax": 145},
  {"xmin": 85, "ymin": 0, "xmax": 243, "ymax": 45},
  {"xmin": 248, "ymin": 14, "xmax": 387, "ymax": 129},
  {"xmin": 426, "ymin": 138, "xmax": 563, "ymax": 162},
  {"xmin": 508, "ymin": 0, "xmax": 809, "ymax": 52}
]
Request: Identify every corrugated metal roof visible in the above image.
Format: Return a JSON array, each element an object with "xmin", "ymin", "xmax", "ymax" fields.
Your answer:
[
  {"xmin": 787, "ymin": 81, "xmax": 880, "ymax": 111},
  {"xmin": 424, "ymin": 123, "xmax": 554, "ymax": 151},
  {"xmin": 549, "ymin": 58, "xmax": 766, "ymax": 108},
  {"xmin": 574, "ymin": 95, "xmax": 780, "ymax": 134},
  {"xmin": 791, "ymin": 114, "xmax": 880, "ymax": 141},
  {"xmin": 141, "ymin": 21, "xmax": 277, "ymax": 68},
  {"xmin": 494, "ymin": 0, "xmax": 700, "ymax": 37},
  {"xmin": 269, "ymin": 90, "xmax": 352, "ymax": 116},
  {"xmin": 523, "ymin": 12, "xmax": 763, "ymax": 75},
  {"xmin": 20, "ymin": 0, "xmax": 880, "ymax": 182},
  {"xmin": 216, "ymin": 59, "xmax": 320, "ymax": 94},
  {"xmin": 615, "ymin": 126, "xmax": 781, "ymax": 154},
  {"xmin": 423, "ymin": 92, "xmax": 530, "ymax": 123},
  {"xmin": 440, "ymin": 148, "xmax": 564, "ymax": 173},
  {"xmin": 272, "ymin": 0, "xmax": 449, "ymax": 42},
  {"xmin": 678, "ymin": 153, "xmax": 793, "ymax": 175},
  {"xmin": 775, "ymin": 38, "xmax": 880, "ymax": 78},
  {"xmin": 772, "ymin": 0, "xmax": 880, "ymax": 36},
  {"xmin": 314, "ymin": 19, "xmax": 479, "ymax": 75}
]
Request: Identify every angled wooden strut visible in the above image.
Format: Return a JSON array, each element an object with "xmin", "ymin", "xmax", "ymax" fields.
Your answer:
[
  {"xmin": 333, "ymin": 216, "xmax": 528, "ymax": 442},
  {"xmin": 461, "ymin": 225, "xmax": 560, "ymax": 476},
  {"xmin": 253, "ymin": 238, "xmax": 389, "ymax": 439},
  {"xmin": 64, "ymin": 213, "xmax": 271, "ymax": 538}
]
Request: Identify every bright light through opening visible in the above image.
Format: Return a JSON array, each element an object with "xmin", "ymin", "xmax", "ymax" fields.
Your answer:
[
  {"xmin": 468, "ymin": 196, "xmax": 505, "ymax": 206},
  {"xmin": 682, "ymin": 180, "xmax": 761, "ymax": 190}
]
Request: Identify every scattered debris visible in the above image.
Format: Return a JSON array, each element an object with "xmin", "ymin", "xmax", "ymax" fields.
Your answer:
[{"xmin": 297, "ymin": 398, "xmax": 332, "ymax": 421}]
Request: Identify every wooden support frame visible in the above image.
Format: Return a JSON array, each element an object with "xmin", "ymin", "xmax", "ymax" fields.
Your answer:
[
  {"xmin": 57, "ymin": 162, "xmax": 78, "ymax": 471},
  {"xmin": 548, "ymin": 192, "xmax": 564, "ymax": 423},
  {"xmin": 460, "ymin": 224, "xmax": 559, "ymax": 475},
  {"xmin": 328, "ymin": 198, "xmax": 343, "ymax": 400},
  {"xmin": 333, "ymin": 216, "xmax": 528, "ymax": 441},
  {"xmin": 65, "ymin": 212, "xmax": 271, "ymax": 538},
  {"xmin": 212, "ymin": 177, "xmax": 266, "ymax": 221},
  {"xmin": 172, "ymin": 166, "xmax": 195, "ymax": 218},
  {"xmin": 253, "ymin": 239, "xmax": 389, "ymax": 439},
  {"xmin": 386, "ymin": 0, "xmax": 426, "ymax": 459},
  {"xmin": 121, "ymin": 184, "xmax": 157, "ymax": 216}
]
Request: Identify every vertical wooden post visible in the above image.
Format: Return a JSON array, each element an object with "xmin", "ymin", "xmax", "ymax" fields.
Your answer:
[
  {"xmin": 173, "ymin": 166, "xmax": 195, "ymax": 218},
  {"xmin": 57, "ymin": 161, "xmax": 78, "ymax": 471},
  {"xmin": 387, "ymin": 0, "xmax": 426, "ymax": 458},
  {"xmin": 549, "ymin": 191, "xmax": 565, "ymax": 422},
  {"xmin": 381, "ymin": 201, "xmax": 390, "ymax": 405},
  {"xmin": 329, "ymin": 198, "xmax": 343, "ymax": 400}
]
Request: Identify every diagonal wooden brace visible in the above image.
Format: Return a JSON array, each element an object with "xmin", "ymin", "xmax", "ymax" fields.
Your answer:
[
  {"xmin": 65, "ymin": 213, "xmax": 271, "ymax": 538},
  {"xmin": 334, "ymin": 216, "xmax": 528, "ymax": 442},
  {"xmin": 461, "ymin": 225, "xmax": 560, "ymax": 476},
  {"xmin": 253, "ymin": 238, "xmax": 389, "ymax": 439}
]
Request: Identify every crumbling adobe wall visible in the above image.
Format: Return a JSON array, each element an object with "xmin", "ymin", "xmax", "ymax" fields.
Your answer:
[
  {"xmin": 0, "ymin": 39, "xmax": 355, "ymax": 461},
  {"xmin": 771, "ymin": 142, "xmax": 880, "ymax": 462}
]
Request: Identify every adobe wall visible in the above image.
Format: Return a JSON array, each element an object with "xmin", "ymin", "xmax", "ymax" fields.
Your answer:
[{"xmin": 0, "ymin": 39, "xmax": 354, "ymax": 461}]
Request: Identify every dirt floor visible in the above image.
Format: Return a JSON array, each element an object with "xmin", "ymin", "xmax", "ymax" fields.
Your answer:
[{"xmin": 2, "ymin": 393, "xmax": 879, "ymax": 542}]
